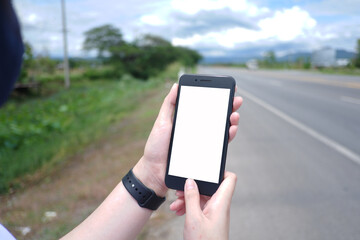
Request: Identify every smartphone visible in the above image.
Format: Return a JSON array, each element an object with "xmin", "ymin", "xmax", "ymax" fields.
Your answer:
[{"xmin": 165, "ymin": 74, "xmax": 236, "ymax": 196}]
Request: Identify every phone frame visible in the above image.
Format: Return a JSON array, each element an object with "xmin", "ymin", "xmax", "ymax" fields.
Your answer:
[{"xmin": 165, "ymin": 74, "xmax": 236, "ymax": 196}]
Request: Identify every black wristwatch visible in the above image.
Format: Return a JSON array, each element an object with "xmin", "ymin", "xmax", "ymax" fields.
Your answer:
[{"xmin": 122, "ymin": 169, "xmax": 166, "ymax": 210}]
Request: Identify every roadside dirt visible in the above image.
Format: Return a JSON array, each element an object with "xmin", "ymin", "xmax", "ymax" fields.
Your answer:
[{"xmin": 0, "ymin": 83, "xmax": 180, "ymax": 239}]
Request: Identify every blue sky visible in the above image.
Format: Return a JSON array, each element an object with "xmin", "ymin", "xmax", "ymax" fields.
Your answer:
[{"xmin": 13, "ymin": 0, "xmax": 360, "ymax": 59}]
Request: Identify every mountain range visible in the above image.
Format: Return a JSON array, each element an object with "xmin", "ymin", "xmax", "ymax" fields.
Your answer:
[{"xmin": 202, "ymin": 49, "xmax": 357, "ymax": 64}]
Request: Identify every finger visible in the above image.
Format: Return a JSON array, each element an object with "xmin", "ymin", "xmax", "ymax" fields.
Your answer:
[
  {"xmin": 176, "ymin": 208, "xmax": 186, "ymax": 216},
  {"xmin": 205, "ymin": 171, "xmax": 237, "ymax": 216},
  {"xmin": 169, "ymin": 198, "xmax": 185, "ymax": 211},
  {"xmin": 175, "ymin": 191, "xmax": 184, "ymax": 197},
  {"xmin": 233, "ymin": 96, "xmax": 243, "ymax": 112},
  {"xmin": 172, "ymin": 193, "xmax": 211, "ymax": 214},
  {"xmin": 174, "ymin": 195, "xmax": 211, "ymax": 215},
  {"xmin": 184, "ymin": 179, "xmax": 202, "ymax": 218},
  {"xmin": 213, "ymin": 171, "xmax": 237, "ymax": 208},
  {"xmin": 200, "ymin": 195, "xmax": 211, "ymax": 210},
  {"xmin": 230, "ymin": 112, "xmax": 240, "ymax": 126},
  {"xmin": 229, "ymin": 125, "xmax": 238, "ymax": 142},
  {"xmin": 178, "ymin": 190, "xmax": 210, "ymax": 201},
  {"xmin": 202, "ymin": 195, "xmax": 211, "ymax": 202},
  {"xmin": 157, "ymin": 83, "xmax": 178, "ymax": 124}
]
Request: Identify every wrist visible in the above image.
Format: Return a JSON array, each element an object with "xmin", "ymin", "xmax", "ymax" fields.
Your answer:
[{"xmin": 133, "ymin": 157, "xmax": 168, "ymax": 197}]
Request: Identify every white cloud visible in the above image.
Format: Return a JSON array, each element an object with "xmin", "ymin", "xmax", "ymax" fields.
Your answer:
[
  {"xmin": 258, "ymin": 6, "xmax": 316, "ymax": 41},
  {"xmin": 144, "ymin": 8, "xmax": 259, "ymax": 38},
  {"xmin": 171, "ymin": 0, "xmax": 269, "ymax": 16},
  {"xmin": 27, "ymin": 13, "xmax": 38, "ymax": 23},
  {"xmin": 172, "ymin": 6, "xmax": 317, "ymax": 49},
  {"xmin": 140, "ymin": 15, "xmax": 167, "ymax": 26},
  {"xmin": 12, "ymin": 0, "xmax": 359, "ymax": 58},
  {"xmin": 13, "ymin": 0, "xmax": 163, "ymax": 56}
]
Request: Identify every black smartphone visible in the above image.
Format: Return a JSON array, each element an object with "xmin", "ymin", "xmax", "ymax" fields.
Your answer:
[{"xmin": 165, "ymin": 74, "xmax": 236, "ymax": 196}]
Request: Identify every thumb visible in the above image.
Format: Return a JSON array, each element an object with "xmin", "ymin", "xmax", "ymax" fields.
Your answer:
[
  {"xmin": 157, "ymin": 83, "xmax": 178, "ymax": 123},
  {"xmin": 184, "ymin": 179, "xmax": 202, "ymax": 218}
]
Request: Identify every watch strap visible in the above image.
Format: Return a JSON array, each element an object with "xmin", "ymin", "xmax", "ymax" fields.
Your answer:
[{"xmin": 122, "ymin": 169, "xmax": 166, "ymax": 210}]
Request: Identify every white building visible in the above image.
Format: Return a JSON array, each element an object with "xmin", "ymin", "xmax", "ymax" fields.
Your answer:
[
  {"xmin": 246, "ymin": 59, "xmax": 258, "ymax": 70},
  {"xmin": 336, "ymin": 58, "xmax": 350, "ymax": 67}
]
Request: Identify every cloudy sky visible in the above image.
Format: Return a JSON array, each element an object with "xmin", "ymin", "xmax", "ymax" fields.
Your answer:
[{"xmin": 13, "ymin": 0, "xmax": 360, "ymax": 59}]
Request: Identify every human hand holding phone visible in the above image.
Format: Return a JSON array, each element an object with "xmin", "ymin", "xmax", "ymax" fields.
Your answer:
[
  {"xmin": 170, "ymin": 171, "xmax": 237, "ymax": 240},
  {"xmin": 133, "ymin": 82, "xmax": 242, "ymax": 197},
  {"xmin": 165, "ymin": 75, "xmax": 240, "ymax": 195},
  {"xmin": 62, "ymin": 81, "xmax": 242, "ymax": 240}
]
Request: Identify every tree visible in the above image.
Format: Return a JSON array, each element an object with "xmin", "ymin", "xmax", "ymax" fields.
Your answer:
[
  {"xmin": 355, "ymin": 39, "xmax": 360, "ymax": 68},
  {"xmin": 83, "ymin": 24, "xmax": 125, "ymax": 58},
  {"xmin": 19, "ymin": 42, "xmax": 34, "ymax": 83},
  {"xmin": 111, "ymin": 34, "xmax": 178, "ymax": 79},
  {"xmin": 264, "ymin": 50, "xmax": 276, "ymax": 67},
  {"xmin": 126, "ymin": 35, "xmax": 202, "ymax": 78},
  {"xmin": 134, "ymin": 34, "xmax": 177, "ymax": 74},
  {"xmin": 35, "ymin": 48, "xmax": 57, "ymax": 74},
  {"xmin": 175, "ymin": 46, "xmax": 202, "ymax": 67},
  {"xmin": 82, "ymin": 24, "xmax": 203, "ymax": 80},
  {"xmin": 134, "ymin": 34, "xmax": 172, "ymax": 48}
]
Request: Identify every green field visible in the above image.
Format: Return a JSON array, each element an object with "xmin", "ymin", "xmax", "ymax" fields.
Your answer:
[{"xmin": 0, "ymin": 64, "xmax": 179, "ymax": 194}]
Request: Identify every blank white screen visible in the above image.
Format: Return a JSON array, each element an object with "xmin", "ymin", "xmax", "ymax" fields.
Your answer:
[{"xmin": 168, "ymin": 86, "xmax": 230, "ymax": 183}]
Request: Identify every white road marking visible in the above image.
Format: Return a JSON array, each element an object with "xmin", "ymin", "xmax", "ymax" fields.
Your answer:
[
  {"xmin": 340, "ymin": 96, "xmax": 360, "ymax": 105},
  {"xmin": 240, "ymin": 89, "xmax": 360, "ymax": 166}
]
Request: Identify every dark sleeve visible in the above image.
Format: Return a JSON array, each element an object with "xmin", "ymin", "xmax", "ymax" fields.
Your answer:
[{"xmin": 0, "ymin": 0, "xmax": 24, "ymax": 107}]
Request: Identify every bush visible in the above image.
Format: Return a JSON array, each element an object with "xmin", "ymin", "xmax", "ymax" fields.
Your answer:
[
  {"xmin": 37, "ymin": 73, "xmax": 64, "ymax": 83},
  {"xmin": 83, "ymin": 67, "xmax": 123, "ymax": 80},
  {"xmin": 69, "ymin": 73, "xmax": 83, "ymax": 82}
]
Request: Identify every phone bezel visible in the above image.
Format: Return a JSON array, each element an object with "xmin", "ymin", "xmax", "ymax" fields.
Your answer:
[{"xmin": 165, "ymin": 74, "xmax": 236, "ymax": 196}]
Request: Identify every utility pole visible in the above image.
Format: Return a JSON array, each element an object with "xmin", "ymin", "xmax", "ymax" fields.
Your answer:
[{"xmin": 61, "ymin": 0, "xmax": 70, "ymax": 88}]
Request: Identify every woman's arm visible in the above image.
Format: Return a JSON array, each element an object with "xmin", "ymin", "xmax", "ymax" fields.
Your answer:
[
  {"xmin": 62, "ymin": 83, "xmax": 243, "ymax": 240},
  {"xmin": 61, "ymin": 176, "xmax": 153, "ymax": 240},
  {"xmin": 62, "ymin": 153, "xmax": 171, "ymax": 240}
]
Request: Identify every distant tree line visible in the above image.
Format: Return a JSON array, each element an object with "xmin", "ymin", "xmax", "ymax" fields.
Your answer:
[
  {"xmin": 18, "ymin": 24, "xmax": 202, "ymax": 85},
  {"xmin": 257, "ymin": 50, "xmax": 311, "ymax": 69},
  {"xmin": 82, "ymin": 24, "xmax": 202, "ymax": 79},
  {"xmin": 259, "ymin": 39, "xmax": 360, "ymax": 70}
]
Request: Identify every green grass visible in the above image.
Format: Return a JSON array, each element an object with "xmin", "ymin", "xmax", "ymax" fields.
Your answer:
[
  {"xmin": 310, "ymin": 67, "xmax": 360, "ymax": 76},
  {"xmin": 0, "ymin": 64, "xmax": 179, "ymax": 194},
  {"xmin": 213, "ymin": 63, "xmax": 360, "ymax": 76}
]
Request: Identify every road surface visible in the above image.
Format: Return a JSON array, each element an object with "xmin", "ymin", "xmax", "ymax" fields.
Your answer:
[{"xmin": 148, "ymin": 67, "xmax": 360, "ymax": 240}]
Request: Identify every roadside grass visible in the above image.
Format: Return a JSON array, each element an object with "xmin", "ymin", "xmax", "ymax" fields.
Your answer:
[
  {"xmin": 0, "ymin": 64, "xmax": 178, "ymax": 239},
  {"xmin": 1, "ymin": 85, "xmax": 167, "ymax": 239},
  {"xmin": 0, "ymin": 63, "xmax": 179, "ymax": 194},
  {"xmin": 311, "ymin": 67, "xmax": 360, "ymax": 76}
]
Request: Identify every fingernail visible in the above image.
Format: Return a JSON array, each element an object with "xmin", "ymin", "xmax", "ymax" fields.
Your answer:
[
  {"xmin": 186, "ymin": 179, "xmax": 195, "ymax": 190},
  {"xmin": 172, "ymin": 83, "xmax": 177, "ymax": 89}
]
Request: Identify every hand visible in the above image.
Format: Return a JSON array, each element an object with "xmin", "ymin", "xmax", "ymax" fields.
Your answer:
[
  {"xmin": 170, "ymin": 172, "xmax": 237, "ymax": 240},
  {"xmin": 133, "ymin": 83, "xmax": 243, "ymax": 197}
]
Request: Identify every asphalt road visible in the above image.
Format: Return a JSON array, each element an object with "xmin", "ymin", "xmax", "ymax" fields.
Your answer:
[
  {"xmin": 198, "ymin": 66, "xmax": 360, "ymax": 240},
  {"xmin": 147, "ymin": 67, "xmax": 360, "ymax": 240}
]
